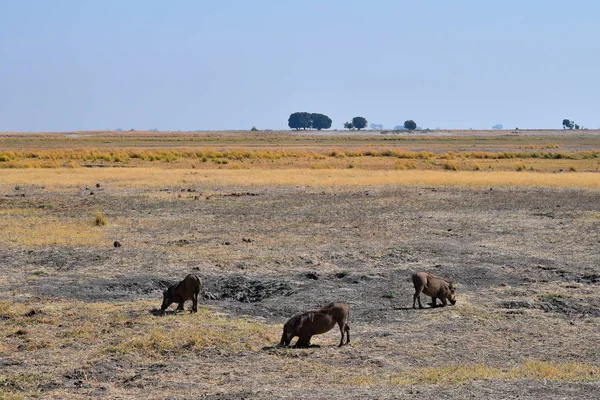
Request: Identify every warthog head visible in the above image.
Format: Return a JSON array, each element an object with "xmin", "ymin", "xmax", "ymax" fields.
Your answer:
[
  {"xmin": 280, "ymin": 314, "xmax": 310, "ymax": 346},
  {"xmin": 448, "ymin": 282, "xmax": 457, "ymax": 305}
]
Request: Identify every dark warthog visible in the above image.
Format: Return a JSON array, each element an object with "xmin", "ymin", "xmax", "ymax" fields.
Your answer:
[
  {"xmin": 279, "ymin": 302, "xmax": 350, "ymax": 348},
  {"xmin": 161, "ymin": 274, "xmax": 202, "ymax": 313},
  {"xmin": 412, "ymin": 272, "xmax": 456, "ymax": 309}
]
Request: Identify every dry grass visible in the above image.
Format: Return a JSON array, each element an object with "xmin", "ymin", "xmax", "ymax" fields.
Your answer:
[
  {"xmin": 0, "ymin": 299, "xmax": 278, "ymax": 397},
  {"xmin": 0, "ymin": 210, "xmax": 107, "ymax": 247},
  {"xmin": 347, "ymin": 361, "xmax": 598, "ymax": 386},
  {"xmin": 1, "ymin": 168, "xmax": 599, "ymax": 189},
  {"xmin": 94, "ymin": 210, "xmax": 107, "ymax": 226}
]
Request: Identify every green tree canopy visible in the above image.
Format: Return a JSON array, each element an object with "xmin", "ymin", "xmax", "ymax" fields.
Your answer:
[
  {"xmin": 352, "ymin": 116, "xmax": 367, "ymax": 130},
  {"xmin": 404, "ymin": 120, "xmax": 417, "ymax": 130},
  {"xmin": 343, "ymin": 121, "xmax": 354, "ymax": 130},
  {"xmin": 288, "ymin": 112, "xmax": 311, "ymax": 130},
  {"xmin": 310, "ymin": 113, "xmax": 332, "ymax": 130},
  {"xmin": 562, "ymin": 119, "xmax": 574, "ymax": 129}
]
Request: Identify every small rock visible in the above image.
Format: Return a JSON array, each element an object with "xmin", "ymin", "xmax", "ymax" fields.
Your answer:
[
  {"xmin": 96, "ymin": 183, "xmax": 101, "ymax": 188},
  {"xmin": 223, "ymin": 241, "xmax": 231, "ymax": 245},
  {"xmin": 15, "ymin": 186, "xmax": 20, "ymax": 190},
  {"xmin": 90, "ymin": 192, "xmax": 94, "ymax": 195},
  {"xmin": 17, "ymin": 343, "xmax": 28, "ymax": 351},
  {"xmin": 113, "ymin": 241, "xmax": 121, "ymax": 248}
]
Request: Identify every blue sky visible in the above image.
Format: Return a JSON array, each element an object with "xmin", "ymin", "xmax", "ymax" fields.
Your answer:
[{"xmin": 1, "ymin": 0, "xmax": 599, "ymax": 131}]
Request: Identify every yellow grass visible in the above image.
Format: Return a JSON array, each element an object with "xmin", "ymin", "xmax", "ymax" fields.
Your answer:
[
  {"xmin": 347, "ymin": 361, "xmax": 598, "ymax": 386},
  {"xmin": 0, "ymin": 212, "xmax": 106, "ymax": 247},
  {"xmin": 1, "ymin": 168, "xmax": 599, "ymax": 189}
]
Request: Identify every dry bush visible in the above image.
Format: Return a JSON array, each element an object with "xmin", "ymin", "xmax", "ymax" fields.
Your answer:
[
  {"xmin": 442, "ymin": 161, "xmax": 460, "ymax": 171},
  {"xmin": 94, "ymin": 210, "xmax": 107, "ymax": 226},
  {"xmin": 515, "ymin": 163, "xmax": 526, "ymax": 171}
]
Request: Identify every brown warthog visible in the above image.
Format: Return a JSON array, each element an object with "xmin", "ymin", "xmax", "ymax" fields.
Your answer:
[
  {"xmin": 412, "ymin": 272, "xmax": 456, "ymax": 309},
  {"xmin": 161, "ymin": 274, "xmax": 202, "ymax": 313},
  {"xmin": 279, "ymin": 302, "xmax": 350, "ymax": 348}
]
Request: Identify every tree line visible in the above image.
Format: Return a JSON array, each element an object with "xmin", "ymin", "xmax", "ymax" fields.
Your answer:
[
  {"xmin": 288, "ymin": 112, "xmax": 418, "ymax": 131},
  {"xmin": 288, "ymin": 112, "xmax": 332, "ymax": 130}
]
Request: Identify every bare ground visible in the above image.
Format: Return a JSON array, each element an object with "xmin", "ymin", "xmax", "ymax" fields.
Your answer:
[{"xmin": 1, "ymin": 180, "xmax": 599, "ymax": 399}]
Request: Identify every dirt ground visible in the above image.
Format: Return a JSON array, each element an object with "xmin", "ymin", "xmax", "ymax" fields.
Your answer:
[{"xmin": 1, "ymin": 132, "xmax": 599, "ymax": 399}]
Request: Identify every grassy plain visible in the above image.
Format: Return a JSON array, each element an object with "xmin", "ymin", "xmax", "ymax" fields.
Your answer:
[{"xmin": 1, "ymin": 130, "xmax": 599, "ymax": 399}]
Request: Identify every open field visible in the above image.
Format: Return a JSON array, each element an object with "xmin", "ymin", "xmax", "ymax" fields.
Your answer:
[{"xmin": 1, "ymin": 131, "xmax": 599, "ymax": 399}]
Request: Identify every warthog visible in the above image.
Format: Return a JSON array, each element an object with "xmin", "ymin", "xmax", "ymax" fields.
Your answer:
[
  {"xmin": 161, "ymin": 274, "xmax": 202, "ymax": 313},
  {"xmin": 412, "ymin": 272, "xmax": 456, "ymax": 309},
  {"xmin": 279, "ymin": 302, "xmax": 350, "ymax": 348}
]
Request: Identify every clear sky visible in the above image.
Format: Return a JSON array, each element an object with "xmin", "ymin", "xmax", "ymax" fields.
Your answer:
[{"xmin": 1, "ymin": 0, "xmax": 599, "ymax": 132}]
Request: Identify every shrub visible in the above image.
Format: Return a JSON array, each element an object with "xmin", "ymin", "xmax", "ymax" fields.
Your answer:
[
  {"xmin": 442, "ymin": 161, "xmax": 459, "ymax": 171},
  {"xmin": 569, "ymin": 165, "xmax": 578, "ymax": 172},
  {"xmin": 94, "ymin": 211, "xmax": 107, "ymax": 226},
  {"xmin": 383, "ymin": 290, "xmax": 396, "ymax": 299},
  {"xmin": 473, "ymin": 164, "xmax": 481, "ymax": 171},
  {"xmin": 515, "ymin": 163, "xmax": 526, "ymax": 171}
]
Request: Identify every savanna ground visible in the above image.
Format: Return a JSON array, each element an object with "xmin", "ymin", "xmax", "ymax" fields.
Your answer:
[{"xmin": 1, "ymin": 130, "xmax": 599, "ymax": 399}]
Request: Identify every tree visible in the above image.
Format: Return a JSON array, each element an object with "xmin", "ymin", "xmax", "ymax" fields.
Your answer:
[
  {"xmin": 562, "ymin": 119, "xmax": 574, "ymax": 130},
  {"xmin": 393, "ymin": 125, "xmax": 406, "ymax": 130},
  {"xmin": 250, "ymin": 126, "xmax": 258, "ymax": 131},
  {"xmin": 288, "ymin": 112, "xmax": 311, "ymax": 130},
  {"xmin": 370, "ymin": 123, "xmax": 384, "ymax": 130},
  {"xmin": 343, "ymin": 121, "xmax": 354, "ymax": 130},
  {"xmin": 352, "ymin": 116, "xmax": 367, "ymax": 130},
  {"xmin": 404, "ymin": 120, "xmax": 417, "ymax": 130},
  {"xmin": 492, "ymin": 124, "xmax": 503, "ymax": 130},
  {"xmin": 311, "ymin": 113, "xmax": 332, "ymax": 130}
]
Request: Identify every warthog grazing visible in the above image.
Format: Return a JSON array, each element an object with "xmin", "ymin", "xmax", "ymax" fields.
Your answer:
[
  {"xmin": 412, "ymin": 272, "xmax": 456, "ymax": 309},
  {"xmin": 161, "ymin": 274, "xmax": 202, "ymax": 313},
  {"xmin": 279, "ymin": 302, "xmax": 350, "ymax": 348}
]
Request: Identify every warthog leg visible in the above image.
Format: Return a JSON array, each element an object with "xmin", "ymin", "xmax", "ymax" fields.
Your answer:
[
  {"xmin": 413, "ymin": 290, "xmax": 424, "ymax": 309},
  {"xmin": 295, "ymin": 335, "xmax": 312, "ymax": 348},
  {"xmin": 430, "ymin": 297, "xmax": 437, "ymax": 308},
  {"xmin": 192, "ymin": 293, "xmax": 198, "ymax": 313},
  {"xmin": 176, "ymin": 302, "xmax": 185, "ymax": 312},
  {"xmin": 345, "ymin": 324, "xmax": 350, "ymax": 345}
]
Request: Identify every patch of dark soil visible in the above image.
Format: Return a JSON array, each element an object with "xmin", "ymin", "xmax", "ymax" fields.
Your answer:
[
  {"xmin": 30, "ymin": 250, "xmax": 109, "ymax": 272},
  {"xmin": 539, "ymin": 298, "xmax": 600, "ymax": 317},
  {"xmin": 498, "ymin": 298, "xmax": 600, "ymax": 317},
  {"xmin": 577, "ymin": 274, "xmax": 599, "ymax": 284},
  {"xmin": 497, "ymin": 300, "xmax": 535, "ymax": 309},
  {"xmin": 211, "ymin": 276, "xmax": 293, "ymax": 303},
  {"xmin": 32, "ymin": 275, "xmax": 174, "ymax": 301}
]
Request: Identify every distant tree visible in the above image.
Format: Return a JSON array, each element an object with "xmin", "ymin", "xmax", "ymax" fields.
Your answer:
[
  {"xmin": 250, "ymin": 126, "xmax": 258, "ymax": 131},
  {"xmin": 288, "ymin": 112, "xmax": 311, "ymax": 130},
  {"xmin": 311, "ymin": 113, "xmax": 332, "ymax": 130},
  {"xmin": 492, "ymin": 124, "xmax": 503, "ymax": 130},
  {"xmin": 352, "ymin": 117, "xmax": 367, "ymax": 130},
  {"xmin": 404, "ymin": 120, "xmax": 417, "ymax": 130},
  {"xmin": 393, "ymin": 125, "xmax": 406, "ymax": 130},
  {"xmin": 370, "ymin": 123, "xmax": 384, "ymax": 130},
  {"xmin": 562, "ymin": 119, "xmax": 574, "ymax": 130},
  {"xmin": 574, "ymin": 124, "xmax": 580, "ymax": 130},
  {"xmin": 343, "ymin": 121, "xmax": 354, "ymax": 130}
]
